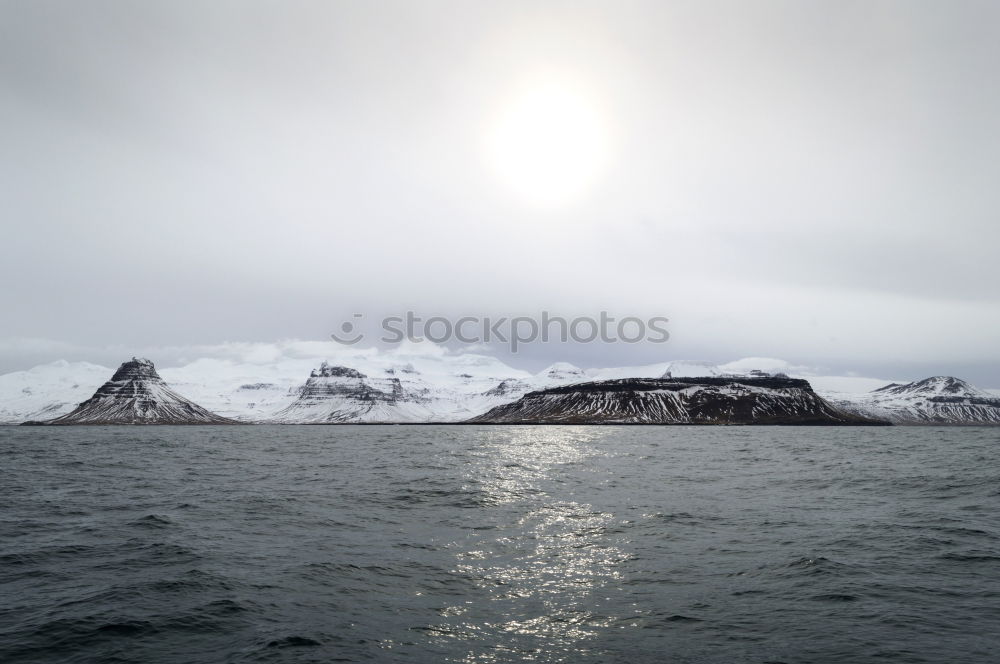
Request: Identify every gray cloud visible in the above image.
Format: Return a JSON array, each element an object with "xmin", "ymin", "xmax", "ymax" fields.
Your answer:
[{"xmin": 1, "ymin": 1, "xmax": 998, "ymax": 381}]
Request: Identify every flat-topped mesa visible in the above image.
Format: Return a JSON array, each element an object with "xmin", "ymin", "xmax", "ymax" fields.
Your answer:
[
  {"xmin": 468, "ymin": 376, "xmax": 888, "ymax": 425},
  {"xmin": 22, "ymin": 358, "xmax": 238, "ymax": 425}
]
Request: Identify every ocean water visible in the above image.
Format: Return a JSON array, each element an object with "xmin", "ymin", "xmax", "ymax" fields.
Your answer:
[{"xmin": 1, "ymin": 425, "xmax": 999, "ymax": 664}]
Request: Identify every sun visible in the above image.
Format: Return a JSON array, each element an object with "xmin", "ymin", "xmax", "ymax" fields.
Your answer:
[{"xmin": 486, "ymin": 79, "xmax": 609, "ymax": 208}]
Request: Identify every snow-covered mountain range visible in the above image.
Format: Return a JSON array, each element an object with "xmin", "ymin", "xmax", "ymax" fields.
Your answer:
[{"xmin": 2, "ymin": 352, "xmax": 998, "ymax": 425}]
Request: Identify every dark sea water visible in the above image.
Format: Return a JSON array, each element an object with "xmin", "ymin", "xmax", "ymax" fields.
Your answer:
[{"xmin": 1, "ymin": 425, "xmax": 999, "ymax": 663}]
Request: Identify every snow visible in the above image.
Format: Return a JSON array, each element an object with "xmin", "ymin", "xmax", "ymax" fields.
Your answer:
[
  {"xmin": 797, "ymin": 375, "xmax": 898, "ymax": 399},
  {"xmin": 585, "ymin": 362, "xmax": 671, "ymax": 381},
  {"xmin": 719, "ymin": 357, "xmax": 810, "ymax": 375},
  {"xmin": 661, "ymin": 360, "xmax": 726, "ymax": 378},
  {"xmin": 0, "ymin": 361, "xmax": 111, "ymax": 423}
]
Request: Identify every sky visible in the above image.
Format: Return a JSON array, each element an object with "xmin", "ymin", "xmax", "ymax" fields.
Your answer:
[{"xmin": 1, "ymin": 0, "xmax": 999, "ymax": 385}]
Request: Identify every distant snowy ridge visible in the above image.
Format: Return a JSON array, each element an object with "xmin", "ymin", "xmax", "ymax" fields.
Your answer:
[
  {"xmin": 0, "ymin": 360, "xmax": 111, "ymax": 424},
  {"xmin": 660, "ymin": 360, "xmax": 784, "ymax": 380},
  {"xmin": 831, "ymin": 376, "xmax": 1000, "ymax": 425}
]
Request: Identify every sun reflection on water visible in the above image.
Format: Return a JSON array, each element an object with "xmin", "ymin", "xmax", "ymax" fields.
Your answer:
[{"xmin": 428, "ymin": 427, "xmax": 632, "ymax": 662}]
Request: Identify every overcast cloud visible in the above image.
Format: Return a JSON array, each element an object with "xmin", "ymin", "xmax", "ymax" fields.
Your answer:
[{"xmin": 1, "ymin": 1, "xmax": 998, "ymax": 384}]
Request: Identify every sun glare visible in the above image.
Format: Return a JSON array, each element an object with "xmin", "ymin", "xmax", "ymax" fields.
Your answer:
[{"xmin": 486, "ymin": 80, "xmax": 609, "ymax": 208}]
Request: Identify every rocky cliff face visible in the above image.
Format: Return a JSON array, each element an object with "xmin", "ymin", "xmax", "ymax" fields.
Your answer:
[
  {"xmin": 268, "ymin": 362, "xmax": 436, "ymax": 423},
  {"xmin": 469, "ymin": 376, "xmax": 887, "ymax": 425},
  {"xmin": 832, "ymin": 376, "xmax": 1000, "ymax": 425},
  {"xmin": 23, "ymin": 358, "xmax": 238, "ymax": 425}
]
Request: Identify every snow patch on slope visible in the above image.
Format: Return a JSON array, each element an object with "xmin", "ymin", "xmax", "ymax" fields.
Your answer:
[{"xmin": 0, "ymin": 361, "xmax": 111, "ymax": 424}]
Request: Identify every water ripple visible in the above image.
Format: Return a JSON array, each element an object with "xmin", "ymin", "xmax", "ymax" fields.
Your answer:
[{"xmin": 1, "ymin": 425, "xmax": 999, "ymax": 663}]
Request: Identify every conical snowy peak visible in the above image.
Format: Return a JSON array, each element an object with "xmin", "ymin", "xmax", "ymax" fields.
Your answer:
[{"xmin": 24, "ymin": 358, "xmax": 237, "ymax": 425}]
